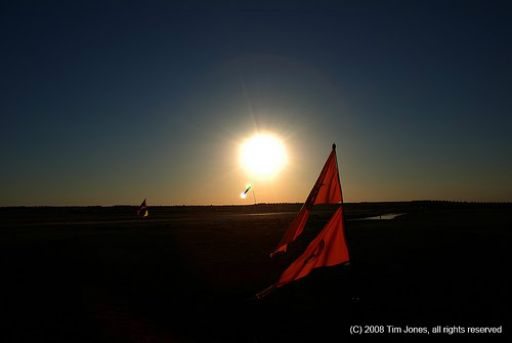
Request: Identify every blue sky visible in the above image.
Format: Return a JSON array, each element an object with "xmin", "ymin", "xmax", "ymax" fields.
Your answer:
[{"xmin": 1, "ymin": 1, "xmax": 511, "ymax": 205}]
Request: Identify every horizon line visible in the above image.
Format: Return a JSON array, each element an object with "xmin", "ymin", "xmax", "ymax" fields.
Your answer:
[{"xmin": 1, "ymin": 200, "xmax": 511, "ymax": 208}]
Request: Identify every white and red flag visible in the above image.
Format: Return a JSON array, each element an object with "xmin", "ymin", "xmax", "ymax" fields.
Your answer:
[{"xmin": 137, "ymin": 199, "xmax": 149, "ymax": 218}]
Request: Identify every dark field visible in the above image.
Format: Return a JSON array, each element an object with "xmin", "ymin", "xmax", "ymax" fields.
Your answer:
[{"xmin": 1, "ymin": 202, "xmax": 511, "ymax": 342}]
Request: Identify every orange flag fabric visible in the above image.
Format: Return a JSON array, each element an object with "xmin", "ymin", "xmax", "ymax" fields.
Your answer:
[
  {"xmin": 310, "ymin": 149, "xmax": 343, "ymax": 205},
  {"xmin": 271, "ymin": 146, "xmax": 342, "ymax": 255},
  {"xmin": 257, "ymin": 206, "xmax": 349, "ymax": 298},
  {"xmin": 275, "ymin": 207, "xmax": 349, "ymax": 288},
  {"xmin": 270, "ymin": 206, "xmax": 311, "ymax": 256}
]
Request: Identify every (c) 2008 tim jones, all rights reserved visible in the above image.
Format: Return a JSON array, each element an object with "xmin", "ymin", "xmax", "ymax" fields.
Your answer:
[{"xmin": 349, "ymin": 325, "xmax": 503, "ymax": 335}]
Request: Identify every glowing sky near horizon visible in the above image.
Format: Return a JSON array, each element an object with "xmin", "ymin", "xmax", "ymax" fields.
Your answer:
[{"xmin": 0, "ymin": 1, "xmax": 511, "ymax": 205}]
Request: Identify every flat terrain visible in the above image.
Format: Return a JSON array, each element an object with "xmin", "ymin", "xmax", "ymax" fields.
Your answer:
[{"xmin": 1, "ymin": 202, "xmax": 510, "ymax": 342}]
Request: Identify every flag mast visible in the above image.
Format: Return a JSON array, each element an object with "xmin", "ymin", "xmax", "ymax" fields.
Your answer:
[
  {"xmin": 252, "ymin": 188, "xmax": 257, "ymax": 205},
  {"xmin": 333, "ymin": 142, "xmax": 351, "ymax": 259}
]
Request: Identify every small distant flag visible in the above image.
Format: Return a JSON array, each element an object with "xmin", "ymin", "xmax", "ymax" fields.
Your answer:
[
  {"xmin": 240, "ymin": 183, "xmax": 256, "ymax": 204},
  {"xmin": 137, "ymin": 199, "xmax": 149, "ymax": 218}
]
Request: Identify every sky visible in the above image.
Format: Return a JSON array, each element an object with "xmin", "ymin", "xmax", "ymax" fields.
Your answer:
[{"xmin": 1, "ymin": 0, "xmax": 511, "ymax": 206}]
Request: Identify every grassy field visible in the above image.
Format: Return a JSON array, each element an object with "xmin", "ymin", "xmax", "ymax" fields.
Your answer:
[{"xmin": 0, "ymin": 202, "xmax": 510, "ymax": 342}]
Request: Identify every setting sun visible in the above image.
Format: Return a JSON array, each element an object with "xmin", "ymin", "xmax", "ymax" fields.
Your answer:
[{"xmin": 240, "ymin": 133, "xmax": 287, "ymax": 179}]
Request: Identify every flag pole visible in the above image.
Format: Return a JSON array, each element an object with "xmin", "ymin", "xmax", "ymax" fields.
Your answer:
[
  {"xmin": 333, "ymin": 142, "xmax": 351, "ymax": 259},
  {"xmin": 334, "ymin": 142, "xmax": 357, "ymax": 305},
  {"xmin": 256, "ymin": 284, "xmax": 275, "ymax": 299},
  {"xmin": 252, "ymin": 187, "xmax": 257, "ymax": 205}
]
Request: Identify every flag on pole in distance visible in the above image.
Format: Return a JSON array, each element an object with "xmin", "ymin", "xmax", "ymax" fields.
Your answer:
[
  {"xmin": 257, "ymin": 207, "xmax": 349, "ymax": 298},
  {"xmin": 137, "ymin": 199, "xmax": 149, "ymax": 218},
  {"xmin": 271, "ymin": 146, "xmax": 342, "ymax": 256}
]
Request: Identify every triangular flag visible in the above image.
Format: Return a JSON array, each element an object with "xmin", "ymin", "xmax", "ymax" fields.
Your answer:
[
  {"xmin": 276, "ymin": 207, "xmax": 349, "ymax": 287},
  {"xmin": 270, "ymin": 207, "xmax": 310, "ymax": 256},
  {"xmin": 258, "ymin": 207, "xmax": 349, "ymax": 298},
  {"xmin": 310, "ymin": 149, "xmax": 343, "ymax": 205},
  {"xmin": 271, "ymin": 146, "xmax": 342, "ymax": 255}
]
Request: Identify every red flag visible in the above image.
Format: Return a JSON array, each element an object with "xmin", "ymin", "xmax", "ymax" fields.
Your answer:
[
  {"xmin": 270, "ymin": 207, "xmax": 310, "ymax": 256},
  {"xmin": 310, "ymin": 148, "xmax": 343, "ymax": 205},
  {"xmin": 271, "ymin": 146, "xmax": 342, "ymax": 255},
  {"xmin": 275, "ymin": 207, "xmax": 349, "ymax": 288},
  {"xmin": 258, "ymin": 207, "xmax": 349, "ymax": 298}
]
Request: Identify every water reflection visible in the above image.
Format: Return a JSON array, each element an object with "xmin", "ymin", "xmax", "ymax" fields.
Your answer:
[{"xmin": 352, "ymin": 213, "xmax": 405, "ymax": 221}]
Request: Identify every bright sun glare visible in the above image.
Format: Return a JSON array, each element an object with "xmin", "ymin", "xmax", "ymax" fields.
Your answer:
[{"xmin": 240, "ymin": 133, "xmax": 287, "ymax": 179}]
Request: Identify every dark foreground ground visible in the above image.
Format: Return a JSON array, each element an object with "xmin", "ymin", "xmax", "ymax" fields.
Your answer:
[{"xmin": 1, "ymin": 202, "xmax": 511, "ymax": 342}]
